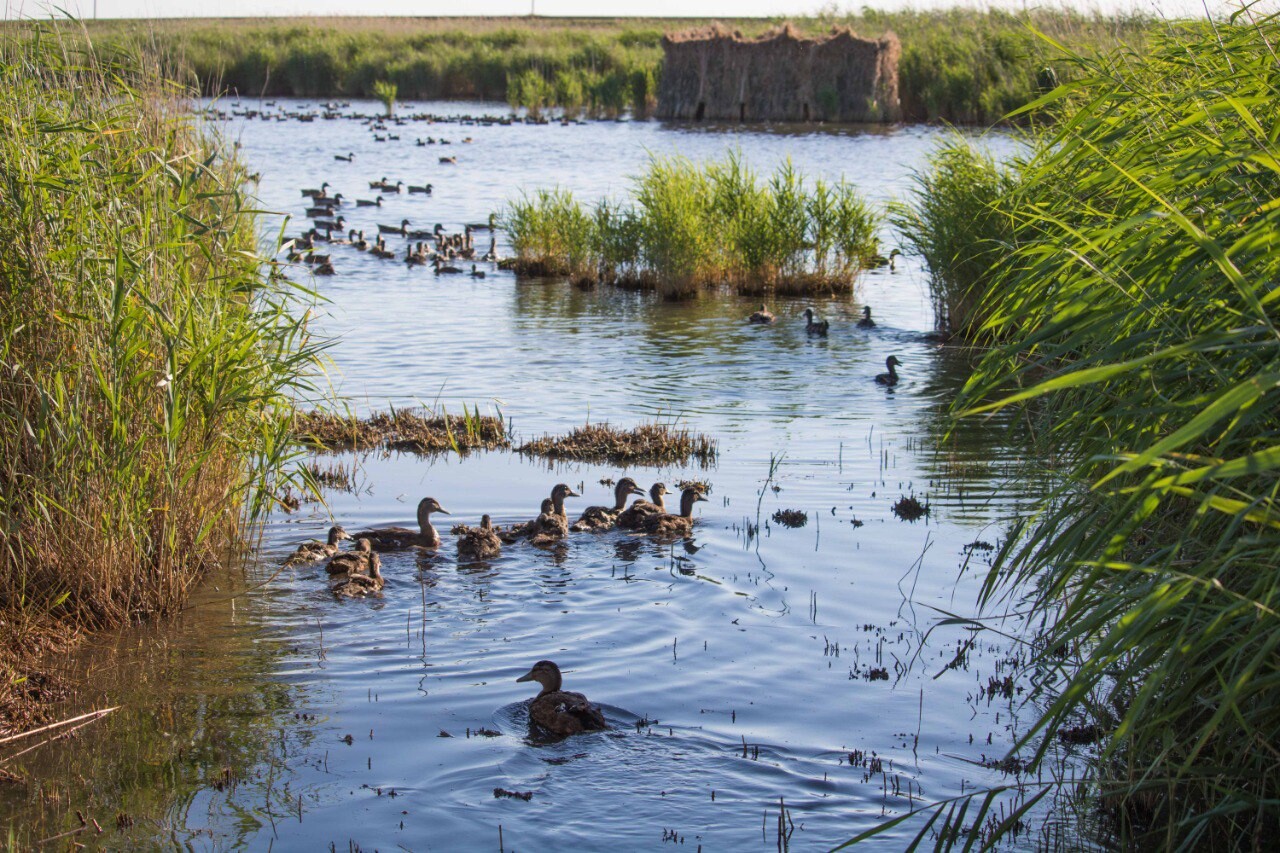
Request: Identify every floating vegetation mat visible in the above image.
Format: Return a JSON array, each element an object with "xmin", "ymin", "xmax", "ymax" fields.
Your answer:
[
  {"xmin": 772, "ymin": 509, "xmax": 808, "ymax": 528},
  {"xmin": 292, "ymin": 407, "xmax": 509, "ymax": 455},
  {"xmin": 517, "ymin": 421, "xmax": 717, "ymax": 467},
  {"xmin": 892, "ymin": 495, "xmax": 930, "ymax": 522}
]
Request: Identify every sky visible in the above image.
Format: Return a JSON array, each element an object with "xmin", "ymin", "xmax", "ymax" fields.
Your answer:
[{"xmin": 0, "ymin": 0, "xmax": 1244, "ymax": 20}]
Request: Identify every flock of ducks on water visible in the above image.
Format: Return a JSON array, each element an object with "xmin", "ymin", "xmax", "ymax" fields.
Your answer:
[
  {"xmin": 286, "ymin": 179, "xmax": 497, "ymax": 277},
  {"xmin": 283, "ymin": 478, "xmax": 706, "ymax": 734},
  {"xmin": 750, "ymin": 303, "xmax": 904, "ymax": 386}
]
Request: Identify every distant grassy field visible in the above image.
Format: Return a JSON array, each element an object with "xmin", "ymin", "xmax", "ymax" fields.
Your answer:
[{"xmin": 65, "ymin": 11, "xmax": 1157, "ymax": 123}]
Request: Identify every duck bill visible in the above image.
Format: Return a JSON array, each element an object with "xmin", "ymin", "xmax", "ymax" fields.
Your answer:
[
  {"xmin": 566, "ymin": 489, "xmax": 581, "ymax": 497},
  {"xmin": 435, "ymin": 506, "xmax": 452, "ymax": 516},
  {"xmin": 515, "ymin": 670, "xmax": 535, "ymax": 683},
  {"xmin": 695, "ymin": 495, "xmax": 709, "ymax": 502},
  {"xmin": 629, "ymin": 487, "xmax": 645, "ymax": 497}
]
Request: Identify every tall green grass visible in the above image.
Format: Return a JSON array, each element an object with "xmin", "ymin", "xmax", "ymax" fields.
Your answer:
[
  {"xmin": 55, "ymin": 12, "xmax": 1154, "ymax": 123},
  {"xmin": 0, "ymin": 25, "xmax": 316, "ymax": 647},
  {"xmin": 859, "ymin": 6, "xmax": 1280, "ymax": 848},
  {"xmin": 502, "ymin": 153, "xmax": 880, "ymax": 297},
  {"xmin": 892, "ymin": 138, "xmax": 1021, "ymax": 339}
]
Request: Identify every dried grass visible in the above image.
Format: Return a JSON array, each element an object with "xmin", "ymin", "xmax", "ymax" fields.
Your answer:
[
  {"xmin": 293, "ymin": 407, "xmax": 509, "ymax": 455},
  {"xmin": 517, "ymin": 421, "xmax": 717, "ymax": 467}
]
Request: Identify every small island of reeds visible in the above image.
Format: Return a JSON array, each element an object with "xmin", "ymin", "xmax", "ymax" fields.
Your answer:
[
  {"xmin": 517, "ymin": 421, "xmax": 717, "ymax": 467},
  {"xmin": 501, "ymin": 152, "xmax": 880, "ymax": 298}
]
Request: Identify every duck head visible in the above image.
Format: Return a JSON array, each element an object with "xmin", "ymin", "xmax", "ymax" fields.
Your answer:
[
  {"xmin": 862, "ymin": 306, "xmax": 873, "ymax": 319},
  {"xmin": 353, "ymin": 537, "xmax": 373, "ymax": 554},
  {"xmin": 538, "ymin": 498, "xmax": 554, "ymax": 515},
  {"xmin": 516, "ymin": 660, "xmax": 563, "ymax": 695},
  {"xmin": 803, "ymin": 308, "xmax": 816, "ymax": 321},
  {"xmin": 327, "ymin": 525, "xmax": 351, "ymax": 545},
  {"xmin": 614, "ymin": 477, "xmax": 645, "ymax": 508},
  {"xmin": 550, "ymin": 483, "xmax": 581, "ymax": 515},
  {"xmin": 679, "ymin": 487, "xmax": 709, "ymax": 518},
  {"xmin": 886, "ymin": 355, "xmax": 902, "ymax": 369},
  {"xmin": 647, "ymin": 482, "xmax": 670, "ymax": 509},
  {"xmin": 401, "ymin": 218, "xmax": 412, "ymax": 227},
  {"xmin": 417, "ymin": 496, "xmax": 451, "ymax": 529},
  {"xmin": 479, "ymin": 514, "xmax": 493, "ymax": 530}
]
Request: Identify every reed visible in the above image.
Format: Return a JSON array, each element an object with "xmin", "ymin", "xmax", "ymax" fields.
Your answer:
[
  {"xmin": 293, "ymin": 405, "xmax": 509, "ymax": 456},
  {"xmin": 47, "ymin": 11, "xmax": 1155, "ymax": 124},
  {"xmin": 517, "ymin": 420, "xmax": 717, "ymax": 467},
  {"xmin": 852, "ymin": 7, "xmax": 1280, "ymax": 848},
  {"xmin": 0, "ymin": 20, "xmax": 317, "ymax": 682},
  {"xmin": 891, "ymin": 137, "xmax": 1021, "ymax": 339},
  {"xmin": 501, "ymin": 152, "xmax": 881, "ymax": 298}
]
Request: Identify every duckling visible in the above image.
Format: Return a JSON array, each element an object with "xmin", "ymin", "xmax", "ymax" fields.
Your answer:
[
  {"xmin": 330, "ymin": 543, "xmax": 384, "ymax": 598},
  {"xmin": 284, "ymin": 525, "xmax": 350, "ymax": 566},
  {"xmin": 572, "ymin": 478, "xmax": 645, "ymax": 532},
  {"xmin": 357, "ymin": 496, "xmax": 451, "ymax": 550},
  {"xmin": 516, "ymin": 660, "xmax": 608, "ymax": 736},
  {"xmin": 457, "ymin": 514, "xmax": 502, "ymax": 561},
  {"xmin": 875, "ymin": 355, "xmax": 902, "ymax": 386},
  {"xmin": 469, "ymin": 264, "xmax": 485, "ymax": 279},
  {"xmin": 857, "ymin": 306, "xmax": 876, "ymax": 329},
  {"xmin": 325, "ymin": 536, "xmax": 375, "ymax": 575},
  {"xmin": 748, "ymin": 304, "xmax": 776, "ymax": 325},
  {"xmin": 528, "ymin": 484, "xmax": 580, "ymax": 546},
  {"xmin": 803, "ymin": 308, "xmax": 829, "ymax": 336},
  {"xmin": 616, "ymin": 483, "xmax": 670, "ymax": 530},
  {"xmin": 644, "ymin": 487, "xmax": 707, "ymax": 537},
  {"xmin": 499, "ymin": 497, "xmax": 555, "ymax": 543}
]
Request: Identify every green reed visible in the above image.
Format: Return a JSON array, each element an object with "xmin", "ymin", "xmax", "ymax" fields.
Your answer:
[
  {"xmin": 851, "ymin": 6, "xmax": 1280, "ymax": 848},
  {"xmin": 891, "ymin": 137, "xmax": 1021, "ymax": 339},
  {"xmin": 54, "ymin": 11, "xmax": 1153, "ymax": 124},
  {"xmin": 501, "ymin": 152, "xmax": 881, "ymax": 298},
  {"xmin": 0, "ymin": 26, "xmax": 318, "ymax": 641}
]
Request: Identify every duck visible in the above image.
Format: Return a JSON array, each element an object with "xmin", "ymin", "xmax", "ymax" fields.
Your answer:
[
  {"xmin": 527, "ymin": 484, "xmax": 580, "ymax": 545},
  {"xmin": 747, "ymin": 304, "xmax": 776, "ymax": 324},
  {"xmin": 301, "ymin": 181, "xmax": 330, "ymax": 198},
  {"xmin": 378, "ymin": 218, "xmax": 411, "ymax": 236},
  {"xmin": 867, "ymin": 248, "xmax": 901, "ymax": 270},
  {"xmin": 499, "ymin": 498, "xmax": 554, "ymax": 543},
  {"xmin": 644, "ymin": 487, "xmax": 707, "ymax": 537},
  {"xmin": 803, "ymin": 308, "xmax": 829, "ymax": 336},
  {"xmin": 329, "ymin": 541, "xmax": 385, "ymax": 597},
  {"xmin": 469, "ymin": 264, "xmax": 485, "ymax": 279},
  {"xmin": 284, "ymin": 525, "xmax": 350, "ymax": 566},
  {"xmin": 616, "ymin": 482, "xmax": 670, "ymax": 530},
  {"xmin": 407, "ymin": 183, "xmax": 433, "ymax": 194},
  {"xmin": 457, "ymin": 514, "xmax": 502, "ymax": 561},
  {"xmin": 434, "ymin": 257, "xmax": 463, "ymax": 274},
  {"xmin": 875, "ymin": 355, "xmax": 902, "ymax": 386},
  {"xmin": 571, "ymin": 478, "xmax": 645, "ymax": 532},
  {"xmin": 334, "ymin": 152, "xmax": 354, "ymax": 162},
  {"xmin": 324, "ymin": 535, "xmax": 375, "ymax": 575},
  {"xmin": 356, "ymin": 196, "xmax": 383, "ymax": 207},
  {"xmin": 439, "ymin": 156, "xmax": 458, "ymax": 165},
  {"xmin": 857, "ymin": 306, "xmax": 876, "ymax": 329},
  {"xmin": 368, "ymin": 176, "xmax": 389, "ymax": 189},
  {"xmin": 516, "ymin": 660, "xmax": 608, "ymax": 736},
  {"xmin": 356, "ymin": 496, "xmax": 451, "ymax": 550},
  {"xmin": 351, "ymin": 230, "xmax": 370, "ymax": 251}
]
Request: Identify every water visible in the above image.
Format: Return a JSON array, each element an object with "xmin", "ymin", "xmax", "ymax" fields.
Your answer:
[{"xmin": 0, "ymin": 102, "xmax": 1045, "ymax": 850}]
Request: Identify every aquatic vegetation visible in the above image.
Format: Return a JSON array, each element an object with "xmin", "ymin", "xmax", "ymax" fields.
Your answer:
[
  {"xmin": 68, "ymin": 12, "xmax": 1152, "ymax": 124},
  {"xmin": 517, "ymin": 421, "xmax": 717, "ymax": 467},
  {"xmin": 891, "ymin": 138, "xmax": 1020, "ymax": 339},
  {"xmin": 293, "ymin": 406, "xmax": 509, "ymax": 455},
  {"xmin": 859, "ymin": 10, "xmax": 1280, "ymax": 848},
  {"xmin": 502, "ymin": 153, "xmax": 881, "ymax": 297},
  {"xmin": 0, "ymin": 21, "xmax": 318, "ymax": 717},
  {"xmin": 891, "ymin": 495, "xmax": 929, "ymax": 522},
  {"xmin": 372, "ymin": 79, "xmax": 397, "ymax": 116},
  {"xmin": 772, "ymin": 509, "xmax": 808, "ymax": 529}
]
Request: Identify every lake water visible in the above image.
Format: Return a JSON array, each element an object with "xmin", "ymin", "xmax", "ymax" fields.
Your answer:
[{"xmin": 0, "ymin": 101, "xmax": 1048, "ymax": 850}]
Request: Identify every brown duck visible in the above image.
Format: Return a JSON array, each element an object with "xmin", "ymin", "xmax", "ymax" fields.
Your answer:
[
  {"xmin": 747, "ymin": 304, "xmax": 776, "ymax": 324},
  {"xmin": 616, "ymin": 483, "xmax": 669, "ymax": 531},
  {"xmin": 528, "ymin": 484, "xmax": 579, "ymax": 546},
  {"xmin": 516, "ymin": 660, "xmax": 608, "ymax": 736},
  {"xmin": 330, "ymin": 541, "xmax": 384, "ymax": 597},
  {"xmin": 457, "ymin": 514, "xmax": 502, "ymax": 561},
  {"xmin": 644, "ymin": 487, "xmax": 707, "ymax": 537},
  {"xmin": 571, "ymin": 478, "xmax": 645, "ymax": 532},
  {"xmin": 285, "ymin": 525, "xmax": 350, "ymax": 566},
  {"xmin": 357, "ymin": 497, "xmax": 451, "ymax": 550}
]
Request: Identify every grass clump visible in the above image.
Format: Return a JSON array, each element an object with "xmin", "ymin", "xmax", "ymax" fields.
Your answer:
[
  {"xmin": 517, "ymin": 421, "xmax": 717, "ymax": 467},
  {"xmin": 0, "ymin": 25, "xmax": 316, "ymax": 720},
  {"xmin": 863, "ymin": 8, "xmax": 1280, "ymax": 848},
  {"xmin": 502, "ymin": 152, "xmax": 881, "ymax": 298},
  {"xmin": 293, "ymin": 406, "xmax": 509, "ymax": 455},
  {"xmin": 891, "ymin": 138, "xmax": 1020, "ymax": 339}
]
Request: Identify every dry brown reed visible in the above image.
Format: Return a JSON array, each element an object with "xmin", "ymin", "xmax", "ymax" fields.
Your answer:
[
  {"xmin": 293, "ymin": 407, "xmax": 509, "ymax": 455},
  {"xmin": 517, "ymin": 421, "xmax": 717, "ymax": 467}
]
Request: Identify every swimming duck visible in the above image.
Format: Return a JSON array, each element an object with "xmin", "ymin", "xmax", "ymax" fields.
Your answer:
[
  {"xmin": 748, "ymin": 304, "xmax": 776, "ymax": 325},
  {"xmin": 616, "ymin": 483, "xmax": 670, "ymax": 530},
  {"xmin": 330, "ymin": 542, "xmax": 384, "ymax": 597},
  {"xmin": 334, "ymin": 152, "xmax": 354, "ymax": 162},
  {"xmin": 516, "ymin": 660, "xmax": 608, "ymax": 736},
  {"xmin": 499, "ymin": 497, "xmax": 555, "ymax": 543},
  {"xmin": 356, "ymin": 196, "xmax": 383, "ymax": 207},
  {"xmin": 803, "ymin": 308, "xmax": 829, "ymax": 336},
  {"xmin": 867, "ymin": 248, "xmax": 901, "ymax": 270},
  {"xmin": 325, "ymin": 536, "xmax": 375, "ymax": 575},
  {"xmin": 357, "ymin": 496, "xmax": 451, "ymax": 550},
  {"xmin": 469, "ymin": 264, "xmax": 485, "ymax": 279},
  {"xmin": 528, "ymin": 484, "xmax": 580, "ymax": 546},
  {"xmin": 284, "ymin": 525, "xmax": 350, "ymax": 566},
  {"xmin": 378, "ymin": 218, "xmax": 411, "ymax": 236},
  {"xmin": 368, "ymin": 176, "xmax": 389, "ymax": 189},
  {"xmin": 301, "ymin": 181, "xmax": 330, "ymax": 198},
  {"xmin": 644, "ymin": 487, "xmax": 707, "ymax": 537},
  {"xmin": 857, "ymin": 306, "xmax": 876, "ymax": 329},
  {"xmin": 408, "ymin": 183, "xmax": 433, "ymax": 194},
  {"xmin": 875, "ymin": 355, "xmax": 902, "ymax": 386},
  {"xmin": 457, "ymin": 514, "xmax": 502, "ymax": 561},
  {"xmin": 439, "ymin": 156, "xmax": 458, "ymax": 165},
  {"xmin": 572, "ymin": 478, "xmax": 646, "ymax": 532},
  {"xmin": 434, "ymin": 257, "xmax": 463, "ymax": 274}
]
